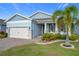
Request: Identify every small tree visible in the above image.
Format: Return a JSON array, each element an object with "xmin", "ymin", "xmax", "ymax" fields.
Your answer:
[{"xmin": 52, "ymin": 5, "xmax": 78, "ymax": 46}]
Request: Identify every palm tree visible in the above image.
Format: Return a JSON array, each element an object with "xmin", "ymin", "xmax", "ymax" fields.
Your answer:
[
  {"xmin": 52, "ymin": 5, "xmax": 78, "ymax": 46},
  {"xmin": 52, "ymin": 10, "xmax": 64, "ymax": 34},
  {"xmin": 65, "ymin": 5, "xmax": 78, "ymax": 35}
]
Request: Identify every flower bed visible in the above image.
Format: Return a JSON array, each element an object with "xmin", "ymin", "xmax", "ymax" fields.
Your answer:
[{"xmin": 41, "ymin": 33, "xmax": 79, "ymax": 41}]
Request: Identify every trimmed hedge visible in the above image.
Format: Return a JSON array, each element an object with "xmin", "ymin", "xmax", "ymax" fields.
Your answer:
[
  {"xmin": 41, "ymin": 33, "xmax": 79, "ymax": 41},
  {"xmin": 41, "ymin": 33, "xmax": 56, "ymax": 41}
]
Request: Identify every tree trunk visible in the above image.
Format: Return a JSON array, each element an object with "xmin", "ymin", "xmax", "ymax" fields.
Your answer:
[{"xmin": 65, "ymin": 25, "xmax": 70, "ymax": 46}]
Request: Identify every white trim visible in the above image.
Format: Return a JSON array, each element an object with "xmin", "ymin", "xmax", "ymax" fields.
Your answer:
[
  {"xmin": 7, "ymin": 20, "xmax": 31, "ymax": 23},
  {"xmin": 29, "ymin": 10, "xmax": 51, "ymax": 18},
  {"xmin": 5, "ymin": 13, "xmax": 32, "ymax": 23},
  {"xmin": 55, "ymin": 22, "xmax": 58, "ymax": 33},
  {"xmin": 5, "ymin": 10, "xmax": 52, "ymax": 23},
  {"xmin": 36, "ymin": 10, "xmax": 51, "ymax": 16},
  {"xmin": 44, "ymin": 23, "xmax": 47, "ymax": 33},
  {"xmin": 36, "ymin": 19, "xmax": 55, "ymax": 23}
]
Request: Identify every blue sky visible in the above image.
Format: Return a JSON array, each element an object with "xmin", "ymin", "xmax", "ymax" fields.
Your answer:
[{"xmin": 0, "ymin": 3, "xmax": 79, "ymax": 20}]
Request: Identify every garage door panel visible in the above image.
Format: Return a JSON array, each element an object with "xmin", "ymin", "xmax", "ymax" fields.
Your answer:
[{"xmin": 9, "ymin": 28, "xmax": 31, "ymax": 39}]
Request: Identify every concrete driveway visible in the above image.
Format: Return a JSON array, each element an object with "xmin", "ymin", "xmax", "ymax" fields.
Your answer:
[{"xmin": 0, "ymin": 38, "xmax": 35, "ymax": 52}]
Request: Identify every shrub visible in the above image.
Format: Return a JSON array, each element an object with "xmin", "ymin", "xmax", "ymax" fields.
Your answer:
[
  {"xmin": 41, "ymin": 33, "xmax": 56, "ymax": 41},
  {"xmin": 56, "ymin": 34, "xmax": 66, "ymax": 39},
  {"xmin": 69, "ymin": 34, "xmax": 78, "ymax": 41},
  {"xmin": 50, "ymin": 33, "xmax": 56, "ymax": 40},
  {"xmin": 76, "ymin": 35, "xmax": 79, "ymax": 40},
  {"xmin": 41, "ymin": 33, "xmax": 79, "ymax": 41},
  {"xmin": 0, "ymin": 31, "xmax": 7, "ymax": 39}
]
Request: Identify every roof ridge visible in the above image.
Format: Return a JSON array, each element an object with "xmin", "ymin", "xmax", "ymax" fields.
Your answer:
[{"xmin": 29, "ymin": 10, "xmax": 51, "ymax": 18}]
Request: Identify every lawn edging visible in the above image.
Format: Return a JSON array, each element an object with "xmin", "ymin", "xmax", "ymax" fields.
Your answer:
[
  {"xmin": 35, "ymin": 40, "xmax": 79, "ymax": 45},
  {"xmin": 60, "ymin": 43, "xmax": 75, "ymax": 49}
]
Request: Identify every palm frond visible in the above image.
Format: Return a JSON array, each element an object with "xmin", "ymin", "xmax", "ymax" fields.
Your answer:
[
  {"xmin": 65, "ymin": 5, "xmax": 78, "ymax": 18},
  {"xmin": 51, "ymin": 10, "xmax": 63, "ymax": 22},
  {"xmin": 57, "ymin": 16, "xmax": 64, "ymax": 30}
]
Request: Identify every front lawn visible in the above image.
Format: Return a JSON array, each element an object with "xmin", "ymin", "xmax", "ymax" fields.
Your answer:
[{"xmin": 0, "ymin": 42, "xmax": 79, "ymax": 56}]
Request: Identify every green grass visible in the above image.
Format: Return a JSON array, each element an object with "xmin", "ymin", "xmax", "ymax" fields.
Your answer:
[{"xmin": 0, "ymin": 42, "xmax": 79, "ymax": 56}]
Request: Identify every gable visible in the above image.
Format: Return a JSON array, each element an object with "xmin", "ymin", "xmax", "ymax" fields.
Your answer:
[
  {"xmin": 7, "ymin": 14, "xmax": 30, "ymax": 22},
  {"xmin": 9, "ymin": 15, "xmax": 28, "ymax": 21},
  {"xmin": 30, "ymin": 12, "xmax": 51, "ymax": 19},
  {"xmin": 6, "ymin": 14, "xmax": 31, "ymax": 27}
]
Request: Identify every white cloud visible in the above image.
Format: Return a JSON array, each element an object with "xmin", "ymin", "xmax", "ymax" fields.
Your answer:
[
  {"xmin": 12, "ymin": 3, "xmax": 20, "ymax": 12},
  {"xmin": 57, "ymin": 3, "xmax": 63, "ymax": 9},
  {"xmin": 57, "ymin": 3, "xmax": 69, "ymax": 10},
  {"xmin": 62, "ymin": 3, "xmax": 69, "ymax": 8}
]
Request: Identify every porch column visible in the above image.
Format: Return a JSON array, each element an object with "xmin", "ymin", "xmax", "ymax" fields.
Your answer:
[
  {"xmin": 44, "ymin": 23, "xmax": 47, "ymax": 33},
  {"xmin": 55, "ymin": 23, "xmax": 58, "ymax": 33}
]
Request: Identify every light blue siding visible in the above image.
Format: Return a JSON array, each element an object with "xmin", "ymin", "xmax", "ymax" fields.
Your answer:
[
  {"xmin": 7, "ymin": 14, "xmax": 32, "ymax": 39},
  {"xmin": 32, "ymin": 21, "xmax": 42, "ymax": 38},
  {"xmin": 1, "ymin": 25, "xmax": 6, "ymax": 32},
  {"xmin": 31, "ymin": 12, "xmax": 51, "ymax": 38},
  {"xmin": 0, "ymin": 26, "xmax": 2, "ymax": 31},
  {"xmin": 0, "ymin": 25, "xmax": 6, "ymax": 32},
  {"xmin": 7, "ymin": 14, "xmax": 31, "ymax": 28},
  {"xmin": 7, "ymin": 22, "xmax": 31, "ymax": 28},
  {"xmin": 30, "ymin": 12, "xmax": 50, "ymax": 19},
  {"xmin": 9, "ymin": 15, "xmax": 28, "ymax": 21}
]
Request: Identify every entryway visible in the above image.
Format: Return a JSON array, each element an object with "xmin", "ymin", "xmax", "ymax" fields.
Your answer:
[{"xmin": 39, "ymin": 23, "xmax": 56, "ymax": 35}]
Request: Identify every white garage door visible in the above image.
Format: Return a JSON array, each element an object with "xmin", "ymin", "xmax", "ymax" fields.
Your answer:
[{"xmin": 9, "ymin": 28, "xmax": 31, "ymax": 39}]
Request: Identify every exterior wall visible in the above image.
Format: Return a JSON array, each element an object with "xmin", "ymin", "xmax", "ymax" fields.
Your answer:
[
  {"xmin": 32, "ymin": 21, "xmax": 42, "ymax": 38},
  {"xmin": 7, "ymin": 15, "xmax": 31, "ymax": 28},
  {"xmin": 0, "ymin": 25, "xmax": 6, "ymax": 32},
  {"xmin": 30, "ymin": 12, "xmax": 55, "ymax": 38},
  {"xmin": 1, "ymin": 25, "xmax": 6, "ymax": 32},
  {"xmin": 7, "ymin": 20, "xmax": 32, "ymax": 38},
  {"xmin": 6, "ymin": 15, "xmax": 32, "ymax": 39},
  {"xmin": 30, "ymin": 12, "xmax": 50, "ymax": 19},
  {"xmin": 9, "ymin": 15, "xmax": 28, "ymax": 21},
  {"xmin": 32, "ymin": 22, "xmax": 56, "ymax": 38},
  {"xmin": 7, "ymin": 20, "xmax": 31, "ymax": 28},
  {"xmin": 0, "ymin": 26, "xmax": 2, "ymax": 31}
]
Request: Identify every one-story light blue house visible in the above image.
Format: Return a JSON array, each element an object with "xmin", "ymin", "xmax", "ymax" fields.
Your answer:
[{"xmin": 6, "ymin": 11, "xmax": 79, "ymax": 39}]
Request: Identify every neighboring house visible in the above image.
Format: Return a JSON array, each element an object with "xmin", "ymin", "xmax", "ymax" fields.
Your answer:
[
  {"xmin": 0, "ymin": 19, "xmax": 6, "ymax": 32},
  {"xmin": 6, "ymin": 11, "xmax": 79, "ymax": 39}
]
